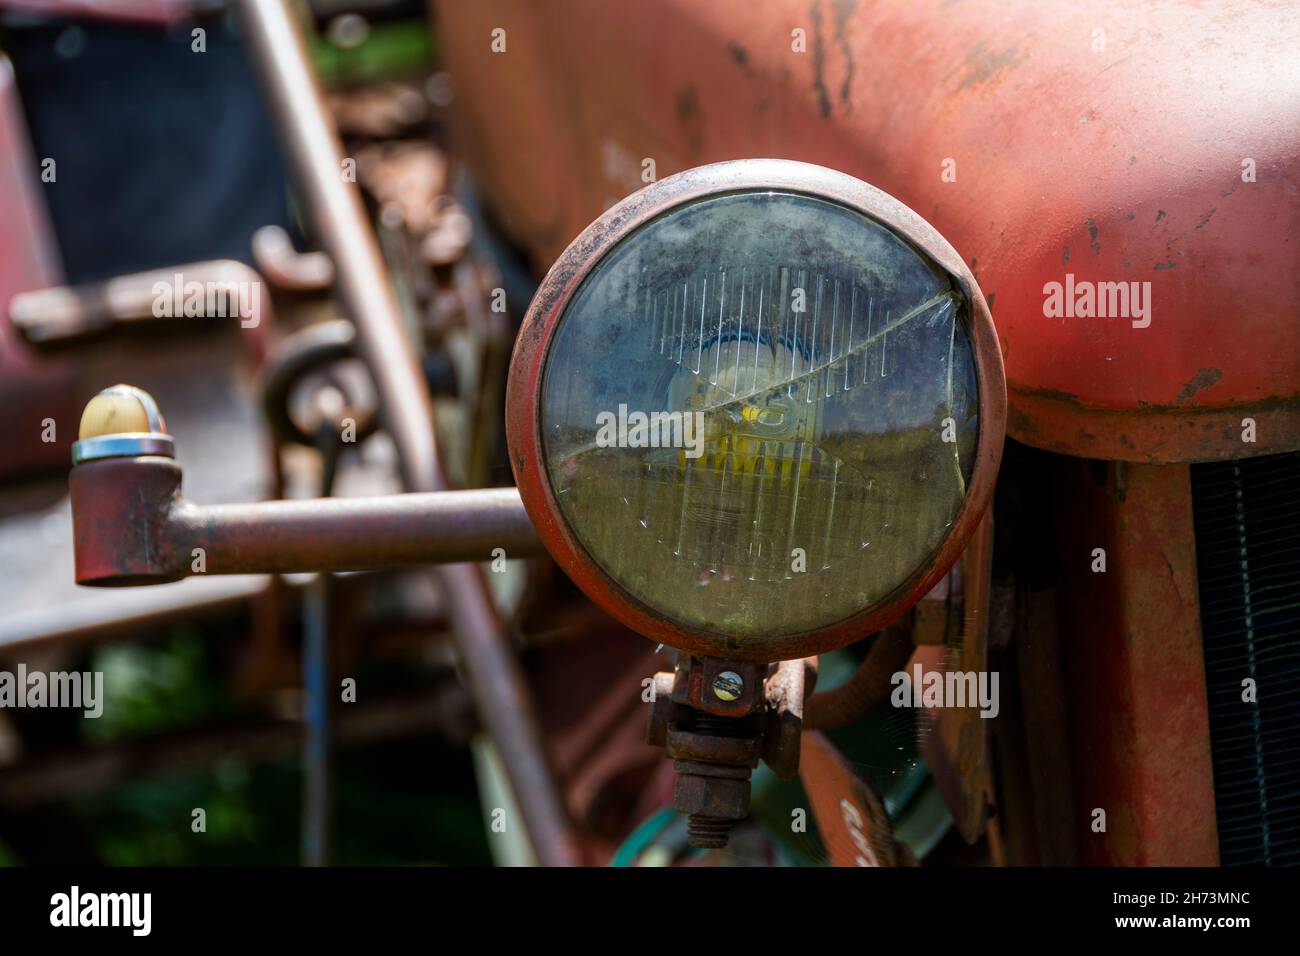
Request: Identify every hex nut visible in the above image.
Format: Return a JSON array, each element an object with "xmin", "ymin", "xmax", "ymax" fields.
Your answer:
[{"xmin": 674, "ymin": 772, "xmax": 750, "ymax": 820}]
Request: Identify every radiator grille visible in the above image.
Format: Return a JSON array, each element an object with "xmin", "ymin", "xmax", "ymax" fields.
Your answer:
[{"xmin": 1191, "ymin": 451, "xmax": 1300, "ymax": 866}]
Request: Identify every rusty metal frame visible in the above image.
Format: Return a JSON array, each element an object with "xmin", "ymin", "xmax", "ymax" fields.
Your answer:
[
  {"xmin": 1007, "ymin": 388, "xmax": 1300, "ymax": 464},
  {"xmin": 69, "ymin": 457, "xmax": 544, "ymax": 584},
  {"xmin": 237, "ymin": 0, "xmax": 580, "ymax": 866},
  {"xmin": 1056, "ymin": 460, "xmax": 1219, "ymax": 866},
  {"xmin": 506, "ymin": 158, "xmax": 1006, "ymax": 663}
]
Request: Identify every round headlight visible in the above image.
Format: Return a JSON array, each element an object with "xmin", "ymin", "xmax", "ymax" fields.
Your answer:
[{"xmin": 507, "ymin": 160, "xmax": 1005, "ymax": 662}]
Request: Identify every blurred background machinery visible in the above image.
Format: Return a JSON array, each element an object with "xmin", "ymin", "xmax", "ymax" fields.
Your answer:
[{"xmin": 0, "ymin": 0, "xmax": 957, "ymax": 867}]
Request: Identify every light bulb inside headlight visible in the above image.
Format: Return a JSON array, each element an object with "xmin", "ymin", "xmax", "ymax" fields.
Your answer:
[{"xmin": 509, "ymin": 161, "xmax": 1004, "ymax": 662}]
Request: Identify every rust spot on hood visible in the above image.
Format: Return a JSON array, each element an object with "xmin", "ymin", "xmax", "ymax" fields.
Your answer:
[
  {"xmin": 1176, "ymin": 367, "xmax": 1223, "ymax": 406},
  {"xmin": 949, "ymin": 41, "xmax": 1026, "ymax": 93}
]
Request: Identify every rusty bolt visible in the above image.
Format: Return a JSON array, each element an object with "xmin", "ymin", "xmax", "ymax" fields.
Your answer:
[
  {"xmin": 674, "ymin": 761, "xmax": 751, "ymax": 849},
  {"xmin": 666, "ymin": 728, "xmax": 760, "ymax": 765},
  {"xmin": 674, "ymin": 765, "xmax": 750, "ymax": 817}
]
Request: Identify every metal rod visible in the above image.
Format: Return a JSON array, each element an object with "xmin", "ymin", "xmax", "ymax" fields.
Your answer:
[
  {"xmin": 70, "ymin": 463, "xmax": 546, "ymax": 583},
  {"xmin": 302, "ymin": 572, "xmax": 334, "ymax": 867},
  {"xmin": 237, "ymin": 0, "xmax": 581, "ymax": 865},
  {"xmin": 8, "ymin": 260, "xmax": 272, "ymax": 344},
  {"xmin": 174, "ymin": 487, "xmax": 544, "ymax": 574},
  {"xmin": 302, "ymin": 431, "xmax": 338, "ymax": 869}
]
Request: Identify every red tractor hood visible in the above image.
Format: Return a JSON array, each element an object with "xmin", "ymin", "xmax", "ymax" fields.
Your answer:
[{"xmin": 437, "ymin": 0, "xmax": 1300, "ymax": 462}]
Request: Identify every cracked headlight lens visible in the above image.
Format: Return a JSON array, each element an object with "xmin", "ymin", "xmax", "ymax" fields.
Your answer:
[{"xmin": 535, "ymin": 189, "xmax": 980, "ymax": 652}]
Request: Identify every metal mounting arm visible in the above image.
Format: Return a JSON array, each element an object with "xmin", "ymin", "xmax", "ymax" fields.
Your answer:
[{"xmin": 71, "ymin": 456, "xmax": 543, "ymax": 587}]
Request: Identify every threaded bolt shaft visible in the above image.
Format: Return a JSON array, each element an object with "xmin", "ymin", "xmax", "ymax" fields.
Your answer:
[{"xmin": 687, "ymin": 815, "xmax": 734, "ymax": 849}]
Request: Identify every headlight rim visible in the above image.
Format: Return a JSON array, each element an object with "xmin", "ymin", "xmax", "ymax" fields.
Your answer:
[{"xmin": 506, "ymin": 158, "xmax": 1005, "ymax": 662}]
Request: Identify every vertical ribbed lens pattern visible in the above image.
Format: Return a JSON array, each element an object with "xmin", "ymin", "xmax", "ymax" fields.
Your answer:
[{"xmin": 541, "ymin": 192, "xmax": 979, "ymax": 650}]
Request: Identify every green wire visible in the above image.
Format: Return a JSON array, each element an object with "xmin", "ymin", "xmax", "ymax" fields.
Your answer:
[{"xmin": 608, "ymin": 809, "xmax": 679, "ymax": 867}]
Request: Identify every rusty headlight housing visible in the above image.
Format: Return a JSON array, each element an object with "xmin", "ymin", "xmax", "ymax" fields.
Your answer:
[{"xmin": 507, "ymin": 160, "xmax": 1005, "ymax": 662}]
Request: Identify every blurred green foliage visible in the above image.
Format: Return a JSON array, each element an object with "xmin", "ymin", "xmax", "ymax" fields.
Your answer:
[
  {"xmin": 312, "ymin": 20, "xmax": 434, "ymax": 88},
  {"xmin": 4, "ymin": 620, "xmax": 490, "ymax": 866}
]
